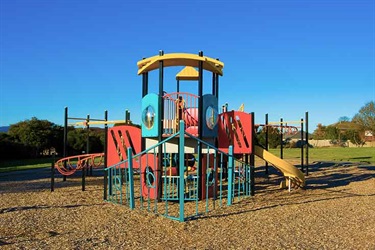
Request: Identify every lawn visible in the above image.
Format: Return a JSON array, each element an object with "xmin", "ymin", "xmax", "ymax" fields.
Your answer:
[
  {"xmin": 0, "ymin": 147, "xmax": 374, "ymax": 173},
  {"xmin": 0, "ymin": 157, "xmax": 55, "ymax": 173},
  {"xmin": 269, "ymin": 147, "xmax": 375, "ymax": 164}
]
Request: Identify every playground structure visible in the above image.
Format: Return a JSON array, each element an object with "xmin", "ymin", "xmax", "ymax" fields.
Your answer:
[
  {"xmin": 52, "ymin": 51, "xmax": 307, "ymax": 222},
  {"xmin": 104, "ymin": 51, "xmax": 305, "ymax": 222}
]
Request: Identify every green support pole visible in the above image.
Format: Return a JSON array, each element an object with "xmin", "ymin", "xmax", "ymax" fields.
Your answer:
[
  {"xmin": 265, "ymin": 113, "xmax": 269, "ymax": 175},
  {"xmin": 280, "ymin": 118, "xmax": 283, "ymax": 159},
  {"xmin": 157, "ymin": 50, "xmax": 164, "ymax": 200},
  {"xmin": 215, "ymin": 60, "xmax": 219, "ymax": 99},
  {"xmin": 227, "ymin": 145, "xmax": 234, "ymax": 206},
  {"xmin": 306, "ymin": 111, "xmax": 309, "ymax": 176},
  {"xmin": 63, "ymin": 107, "xmax": 68, "ymax": 182},
  {"xmin": 51, "ymin": 161, "xmax": 55, "ymax": 192},
  {"xmin": 142, "ymin": 72, "xmax": 148, "ymax": 152},
  {"xmin": 250, "ymin": 112, "xmax": 255, "ymax": 196},
  {"xmin": 178, "ymin": 120, "xmax": 185, "ymax": 222},
  {"xmin": 197, "ymin": 51, "xmax": 204, "ymax": 200},
  {"xmin": 301, "ymin": 118, "xmax": 304, "ymax": 172},
  {"xmin": 128, "ymin": 147, "xmax": 135, "ymax": 209},
  {"xmin": 82, "ymin": 165, "xmax": 86, "ymax": 191},
  {"xmin": 86, "ymin": 114, "xmax": 91, "ymax": 176},
  {"xmin": 104, "ymin": 110, "xmax": 108, "ymax": 200}
]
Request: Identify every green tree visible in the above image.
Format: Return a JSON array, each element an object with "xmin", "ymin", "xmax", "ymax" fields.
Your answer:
[
  {"xmin": 0, "ymin": 133, "xmax": 33, "ymax": 159},
  {"xmin": 345, "ymin": 129, "xmax": 365, "ymax": 147},
  {"xmin": 352, "ymin": 101, "xmax": 375, "ymax": 134},
  {"xmin": 325, "ymin": 126, "xmax": 340, "ymax": 140},
  {"xmin": 50, "ymin": 124, "xmax": 64, "ymax": 155},
  {"xmin": 8, "ymin": 117, "xmax": 56, "ymax": 157},
  {"xmin": 312, "ymin": 123, "xmax": 326, "ymax": 139},
  {"xmin": 338, "ymin": 116, "xmax": 350, "ymax": 122},
  {"xmin": 256, "ymin": 126, "xmax": 281, "ymax": 149},
  {"xmin": 89, "ymin": 128, "xmax": 105, "ymax": 153},
  {"xmin": 67, "ymin": 128, "xmax": 87, "ymax": 154}
]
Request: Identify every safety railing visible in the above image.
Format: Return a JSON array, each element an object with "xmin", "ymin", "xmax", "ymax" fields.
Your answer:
[
  {"xmin": 163, "ymin": 92, "xmax": 199, "ymax": 136},
  {"xmin": 104, "ymin": 120, "xmax": 254, "ymax": 222}
]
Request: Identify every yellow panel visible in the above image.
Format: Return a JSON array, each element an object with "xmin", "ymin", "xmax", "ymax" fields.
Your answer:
[
  {"xmin": 137, "ymin": 53, "xmax": 224, "ymax": 75},
  {"xmin": 176, "ymin": 66, "xmax": 199, "ymax": 80}
]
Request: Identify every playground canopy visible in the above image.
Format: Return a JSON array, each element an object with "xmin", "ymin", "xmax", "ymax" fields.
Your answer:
[
  {"xmin": 176, "ymin": 66, "xmax": 199, "ymax": 81},
  {"xmin": 137, "ymin": 53, "xmax": 224, "ymax": 75}
]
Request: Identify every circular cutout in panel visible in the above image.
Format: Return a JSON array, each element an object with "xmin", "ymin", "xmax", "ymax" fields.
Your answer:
[
  {"xmin": 144, "ymin": 166, "xmax": 155, "ymax": 188},
  {"xmin": 142, "ymin": 105, "xmax": 155, "ymax": 129},
  {"xmin": 205, "ymin": 106, "xmax": 218, "ymax": 130},
  {"xmin": 206, "ymin": 168, "xmax": 216, "ymax": 187}
]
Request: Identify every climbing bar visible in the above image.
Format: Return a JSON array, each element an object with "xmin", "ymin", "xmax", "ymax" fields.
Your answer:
[
  {"xmin": 69, "ymin": 120, "xmax": 127, "ymax": 126},
  {"xmin": 268, "ymin": 120, "xmax": 305, "ymax": 125},
  {"xmin": 54, "ymin": 153, "xmax": 104, "ymax": 176}
]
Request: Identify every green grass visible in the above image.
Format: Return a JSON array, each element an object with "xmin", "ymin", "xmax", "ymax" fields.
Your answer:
[
  {"xmin": 269, "ymin": 147, "xmax": 375, "ymax": 164},
  {"xmin": 0, "ymin": 147, "xmax": 374, "ymax": 173},
  {"xmin": 0, "ymin": 157, "xmax": 55, "ymax": 173}
]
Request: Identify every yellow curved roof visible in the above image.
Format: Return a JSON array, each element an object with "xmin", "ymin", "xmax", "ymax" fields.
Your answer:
[{"xmin": 137, "ymin": 53, "xmax": 224, "ymax": 75}]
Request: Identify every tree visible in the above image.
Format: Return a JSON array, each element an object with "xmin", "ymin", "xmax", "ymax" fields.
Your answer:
[
  {"xmin": 352, "ymin": 101, "xmax": 375, "ymax": 134},
  {"xmin": 67, "ymin": 128, "xmax": 87, "ymax": 154},
  {"xmin": 338, "ymin": 116, "xmax": 350, "ymax": 122},
  {"xmin": 0, "ymin": 133, "xmax": 33, "ymax": 160},
  {"xmin": 325, "ymin": 126, "xmax": 339, "ymax": 140},
  {"xmin": 66, "ymin": 128, "xmax": 105, "ymax": 155},
  {"xmin": 256, "ymin": 126, "xmax": 281, "ymax": 149},
  {"xmin": 313, "ymin": 123, "xmax": 326, "ymax": 139},
  {"xmin": 8, "ymin": 117, "xmax": 57, "ymax": 157},
  {"xmin": 345, "ymin": 129, "xmax": 365, "ymax": 147},
  {"xmin": 50, "ymin": 124, "xmax": 64, "ymax": 155}
]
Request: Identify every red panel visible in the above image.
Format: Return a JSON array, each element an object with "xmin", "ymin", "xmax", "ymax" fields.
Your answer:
[
  {"xmin": 218, "ymin": 111, "xmax": 253, "ymax": 154},
  {"xmin": 107, "ymin": 125, "xmax": 142, "ymax": 167}
]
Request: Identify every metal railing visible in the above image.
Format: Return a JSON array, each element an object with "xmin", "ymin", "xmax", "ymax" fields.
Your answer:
[{"xmin": 104, "ymin": 120, "xmax": 254, "ymax": 222}]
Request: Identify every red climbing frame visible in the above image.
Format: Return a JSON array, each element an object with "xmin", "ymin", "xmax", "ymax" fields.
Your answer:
[{"xmin": 218, "ymin": 111, "xmax": 253, "ymax": 154}]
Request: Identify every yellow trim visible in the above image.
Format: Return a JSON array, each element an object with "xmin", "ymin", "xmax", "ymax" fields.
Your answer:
[
  {"xmin": 137, "ymin": 53, "xmax": 224, "ymax": 75},
  {"xmin": 68, "ymin": 120, "xmax": 127, "ymax": 126},
  {"xmin": 238, "ymin": 104, "xmax": 244, "ymax": 112}
]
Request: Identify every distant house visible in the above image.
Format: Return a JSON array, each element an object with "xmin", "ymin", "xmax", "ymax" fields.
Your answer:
[{"xmin": 364, "ymin": 131, "xmax": 374, "ymax": 142}]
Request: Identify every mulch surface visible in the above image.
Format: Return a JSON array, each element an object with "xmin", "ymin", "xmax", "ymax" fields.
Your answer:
[{"xmin": 0, "ymin": 162, "xmax": 374, "ymax": 249}]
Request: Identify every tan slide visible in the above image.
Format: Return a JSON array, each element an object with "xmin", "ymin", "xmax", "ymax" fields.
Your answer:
[{"xmin": 254, "ymin": 145, "xmax": 305, "ymax": 188}]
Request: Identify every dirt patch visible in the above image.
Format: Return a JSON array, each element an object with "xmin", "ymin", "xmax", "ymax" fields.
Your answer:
[{"xmin": 0, "ymin": 163, "xmax": 374, "ymax": 249}]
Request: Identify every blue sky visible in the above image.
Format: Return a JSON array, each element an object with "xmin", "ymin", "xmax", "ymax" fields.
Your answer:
[{"xmin": 0, "ymin": 0, "xmax": 374, "ymax": 131}]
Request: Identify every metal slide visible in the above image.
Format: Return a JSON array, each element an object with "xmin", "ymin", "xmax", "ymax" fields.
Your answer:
[{"xmin": 254, "ymin": 146, "xmax": 305, "ymax": 187}]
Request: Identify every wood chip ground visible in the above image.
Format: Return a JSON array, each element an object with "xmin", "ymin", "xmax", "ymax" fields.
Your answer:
[{"xmin": 0, "ymin": 161, "xmax": 374, "ymax": 249}]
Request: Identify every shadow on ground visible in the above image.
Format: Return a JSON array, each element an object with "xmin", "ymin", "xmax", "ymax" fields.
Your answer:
[
  {"xmin": 305, "ymin": 161, "xmax": 375, "ymax": 189},
  {"xmin": 255, "ymin": 161, "xmax": 374, "ymax": 191}
]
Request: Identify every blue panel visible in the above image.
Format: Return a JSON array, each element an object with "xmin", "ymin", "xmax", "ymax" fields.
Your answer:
[
  {"xmin": 141, "ymin": 93, "xmax": 159, "ymax": 137},
  {"xmin": 202, "ymin": 94, "xmax": 218, "ymax": 138}
]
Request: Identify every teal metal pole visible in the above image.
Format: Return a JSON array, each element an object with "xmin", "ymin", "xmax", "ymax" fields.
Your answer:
[
  {"xmin": 250, "ymin": 112, "xmax": 255, "ymax": 196},
  {"xmin": 128, "ymin": 147, "xmax": 135, "ymax": 209},
  {"xmin": 178, "ymin": 120, "xmax": 185, "ymax": 222},
  {"xmin": 103, "ymin": 110, "xmax": 108, "ymax": 200},
  {"xmin": 305, "ymin": 111, "xmax": 309, "ymax": 176},
  {"xmin": 227, "ymin": 145, "xmax": 234, "ymax": 206}
]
